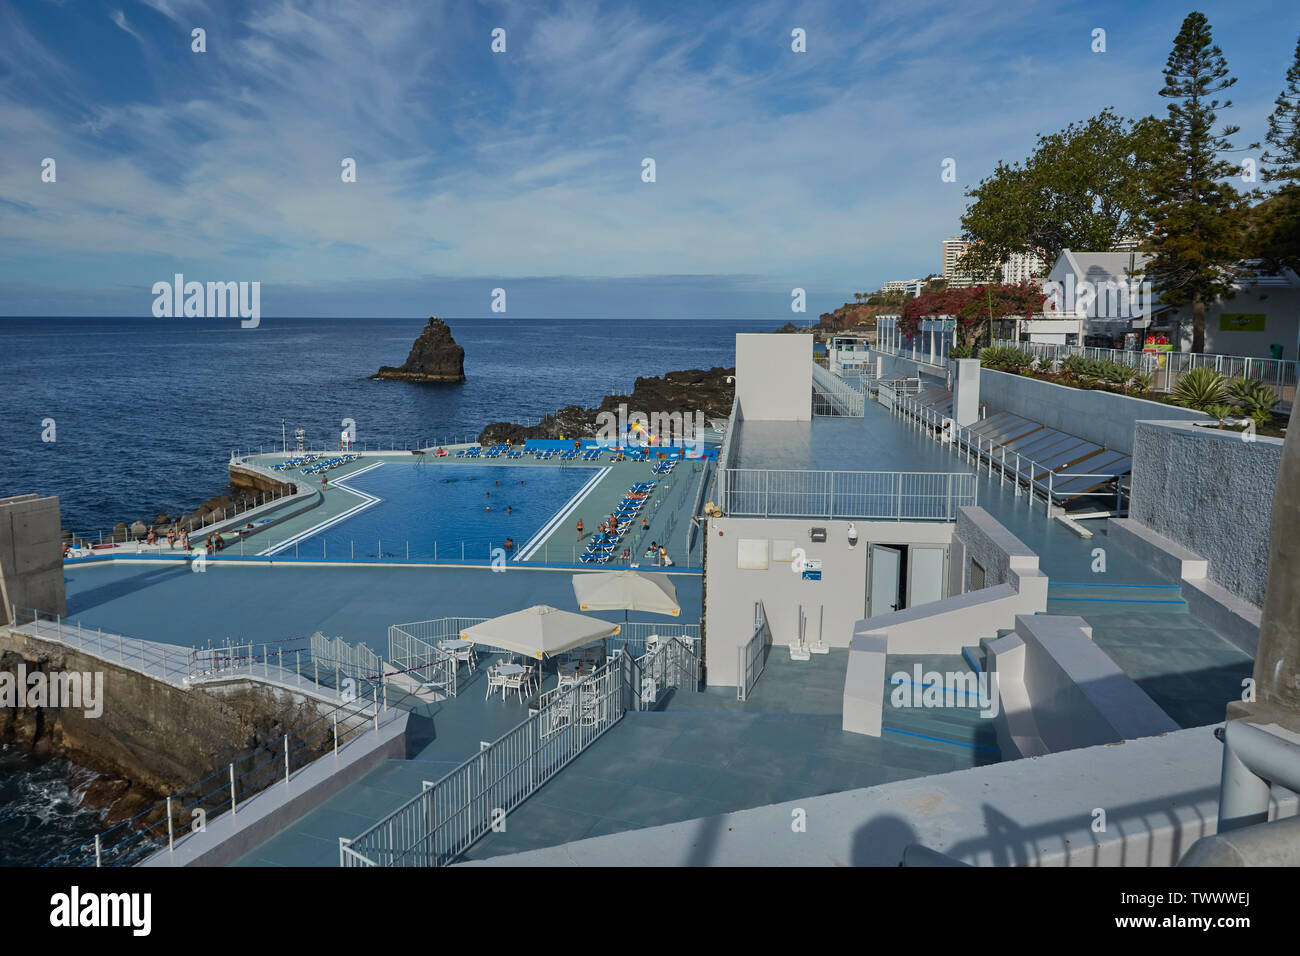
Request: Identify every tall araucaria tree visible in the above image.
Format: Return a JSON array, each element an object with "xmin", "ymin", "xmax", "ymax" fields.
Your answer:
[
  {"xmin": 1254, "ymin": 33, "xmax": 1300, "ymax": 273},
  {"xmin": 1145, "ymin": 11, "xmax": 1254, "ymax": 353}
]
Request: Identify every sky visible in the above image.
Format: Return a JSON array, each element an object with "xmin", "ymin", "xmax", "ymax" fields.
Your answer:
[{"xmin": 0, "ymin": 0, "xmax": 1298, "ymax": 318}]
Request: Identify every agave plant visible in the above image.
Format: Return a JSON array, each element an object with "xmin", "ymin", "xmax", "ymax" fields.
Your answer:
[
  {"xmin": 1227, "ymin": 378, "xmax": 1281, "ymax": 419},
  {"xmin": 1099, "ymin": 360, "xmax": 1133, "ymax": 388},
  {"xmin": 1204, "ymin": 402, "xmax": 1243, "ymax": 425},
  {"xmin": 1130, "ymin": 372, "xmax": 1154, "ymax": 394},
  {"xmin": 1171, "ymin": 367, "xmax": 1228, "ymax": 410}
]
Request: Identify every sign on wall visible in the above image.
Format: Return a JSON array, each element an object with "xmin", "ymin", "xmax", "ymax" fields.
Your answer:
[
  {"xmin": 801, "ymin": 558, "xmax": 823, "ymax": 581},
  {"xmin": 1220, "ymin": 314, "xmax": 1266, "ymax": 332}
]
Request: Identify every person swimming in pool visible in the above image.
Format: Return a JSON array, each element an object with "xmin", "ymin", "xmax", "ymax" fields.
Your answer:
[
  {"xmin": 485, "ymin": 506, "xmax": 491, "ymax": 513},
  {"xmin": 507, "ymin": 506, "xmax": 512, "ymax": 514},
  {"xmin": 504, "ymin": 537, "xmax": 514, "ymax": 551}
]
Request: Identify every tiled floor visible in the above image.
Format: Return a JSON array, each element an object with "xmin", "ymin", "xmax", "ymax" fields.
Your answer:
[
  {"xmin": 62, "ymin": 563, "xmax": 703, "ymax": 654},
  {"xmin": 232, "ymin": 649, "xmax": 999, "ymax": 865}
]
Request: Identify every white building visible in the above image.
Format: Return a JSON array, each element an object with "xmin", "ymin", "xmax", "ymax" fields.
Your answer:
[
  {"xmin": 941, "ymin": 238, "xmax": 972, "ymax": 285},
  {"xmin": 1027, "ymin": 250, "xmax": 1300, "ymax": 358},
  {"xmin": 1001, "ymin": 251, "xmax": 1045, "ymax": 285}
]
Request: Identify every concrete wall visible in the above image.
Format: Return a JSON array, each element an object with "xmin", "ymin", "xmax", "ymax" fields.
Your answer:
[
  {"xmin": 1129, "ymin": 420, "xmax": 1282, "ymax": 607},
  {"xmin": 735, "ymin": 333, "xmax": 812, "ymax": 421},
  {"xmin": 871, "ymin": 350, "xmax": 948, "ymax": 386},
  {"xmin": 987, "ymin": 614, "xmax": 1179, "ymax": 759},
  {"xmin": 0, "ymin": 494, "xmax": 66, "ymax": 624},
  {"xmin": 956, "ymin": 505, "xmax": 1039, "ymax": 593},
  {"xmin": 979, "ymin": 368, "xmax": 1208, "ymax": 455},
  {"xmin": 703, "ymin": 515, "xmax": 954, "ymax": 686},
  {"xmin": 0, "ymin": 627, "xmax": 312, "ymax": 801},
  {"xmin": 142, "ymin": 710, "xmax": 407, "ymax": 867},
  {"xmin": 842, "ymin": 507, "xmax": 1047, "ymax": 735},
  {"xmin": 466, "ymin": 725, "xmax": 1299, "ymax": 867}
]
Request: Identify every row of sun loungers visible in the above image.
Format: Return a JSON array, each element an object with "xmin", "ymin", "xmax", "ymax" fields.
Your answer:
[
  {"xmin": 907, "ymin": 391, "xmax": 1131, "ymax": 503},
  {"xmin": 580, "ymin": 481, "xmax": 656, "ymax": 564},
  {"xmin": 273, "ymin": 454, "xmax": 321, "ymax": 471},
  {"xmin": 302, "ymin": 453, "xmax": 359, "ymax": 474}
]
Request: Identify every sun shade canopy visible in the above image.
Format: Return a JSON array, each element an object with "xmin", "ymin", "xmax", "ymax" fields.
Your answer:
[
  {"xmin": 571, "ymin": 570, "xmax": 681, "ymax": 617},
  {"xmin": 460, "ymin": 605, "xmax": 620, "ymax": 659}
]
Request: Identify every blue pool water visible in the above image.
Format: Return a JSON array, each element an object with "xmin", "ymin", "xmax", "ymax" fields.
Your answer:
[{"xmin": 295, "ymin": 462, "xmax": 599, "ymax": 561}]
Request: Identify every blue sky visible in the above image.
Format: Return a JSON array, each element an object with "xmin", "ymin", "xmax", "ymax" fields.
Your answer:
[{"xmin": 1, "ymin": 0, "xmax": 1297, "ymax": 318}]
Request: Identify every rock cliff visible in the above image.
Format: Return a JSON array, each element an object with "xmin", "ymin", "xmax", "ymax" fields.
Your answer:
[
  {"xmin": 478, "ymin": 366, "xmax": 734, "ymax": 445},
  {"xmin": 371, "ymin": 317, "xmax": 466, "ymax": 383}
]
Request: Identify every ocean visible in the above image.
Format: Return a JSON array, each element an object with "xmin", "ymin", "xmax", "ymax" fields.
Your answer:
[
  {"xmin": 0, "ymin": 314, "xmax": 782, "ymax": 865},
  {"xmin": 0, "ymin": 316, "xmax": 782, "ymax": 536}
]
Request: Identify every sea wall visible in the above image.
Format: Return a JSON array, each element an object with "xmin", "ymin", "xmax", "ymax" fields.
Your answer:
[
  {"xmin": 1128, "ymin": 420, "xmax": 1282, "ymax": 607},
  {"xmin": 0, "ymin": 627, "xmax": 324, "ymax": 826}
]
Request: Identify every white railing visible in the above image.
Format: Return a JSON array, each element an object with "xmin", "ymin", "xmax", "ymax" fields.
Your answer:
[
  {"xmin": 388, "ymin": 618, "xmax": 481, "ymax": 698},
  {"xmin": 989, "ymin": 339, "xmax": 1298, "ymax": 402},
  {"xmin": 738, "ymin": 601, "xmax": 772, "ymax": 701},
  {"xmin": 891, "ymin": 395, "xmax": 1127, "ymax": 516},
  {"xmin": 606, "ymin": 623, "xmax": 700, "ymax": 660},
  {"xmin": 811, "ymin": 362, "xmax": 865, "ymax": 417},
  {"xmin": 714, "ymin": 397, "xmax": 741, "ymax": 515},
  {"xmin": 720, "ymin": 468, "xmax": 976, "ymax": 520},
  {"xmin": 341, "ymin": 651, "xmax": 635, "ymax": 867}
]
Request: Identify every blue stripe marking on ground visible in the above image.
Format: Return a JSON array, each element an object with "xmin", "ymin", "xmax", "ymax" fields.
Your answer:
[
  {"xmin": 1047, "ymin": 597, "xmax": 1186, "ymax": 605},
  {"xmin": 881, "ymin": 726, "xmax": 1000, "ymax": 754},
  {"xmin": 1049, "ymin": 582, "xmax": 1181, "ymax": 589}
]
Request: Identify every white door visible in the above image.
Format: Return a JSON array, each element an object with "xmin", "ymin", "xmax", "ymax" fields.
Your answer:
[
  {"xmin": 869, "ymin": 545, "xmax": 902, "ymax": 618},
  {"xmin": 908, "ymin": 547, "xmax": 947, "ymax": 608}
]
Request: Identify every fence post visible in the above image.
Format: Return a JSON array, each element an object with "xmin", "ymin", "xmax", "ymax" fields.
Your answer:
[
  {"xmin": 230, "ymin": 764, "xmax": 237, "ymax": 820},
  {"xmin": 95, "ymin": 834, "xmax": 101, "ymax": 867},
  {"xmin": 334, "ymin": 713, "xmax": 339, "ymax": 759},
  {"xmin": 167, "ymin": 796, "xmax": 174, "ymax": 854},
  {"xmin": 284, "ymin": 734, "xmax": 290, "ymax": 786}
]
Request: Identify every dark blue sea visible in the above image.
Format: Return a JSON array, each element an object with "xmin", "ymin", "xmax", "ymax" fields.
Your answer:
[{"xmin": 0, "ymin": 317, "xmax": 777, "ymax": 535}]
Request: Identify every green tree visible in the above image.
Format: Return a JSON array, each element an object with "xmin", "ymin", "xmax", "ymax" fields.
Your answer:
[
  {"xmin": 1145, "ymin": 11, "xmax": 1253, "ymax": 353},
  {"xmin": 1254, "ymin": 33, "xmax": 1300, "ymax": 272},
  {"xmin": 960, "ymin": 109, "xmax": 1166, "ymax": 270}
]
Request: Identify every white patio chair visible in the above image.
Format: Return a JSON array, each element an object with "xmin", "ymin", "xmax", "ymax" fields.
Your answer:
[
  {"xmin": 502, "ymin": 669, "xmax": 526, "ymax": 702},
  {"xmin": 455, "ymin": 644, "xmax": 477, "ymax": 673},
  {"xmin": 484, "ymin": 665, "xmax": 505, "ymax": 700}
]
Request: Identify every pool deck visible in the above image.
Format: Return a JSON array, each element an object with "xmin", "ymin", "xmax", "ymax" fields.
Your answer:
[
  {"xmin": 69, "ymin": 449, "xmax": 710, "ymax": 570},
  {"xmin": 40, "ymin": 385, "xmax": 1256, "ymax": 868},
  {"xmin": 233, "ymin": 648, "xmax": 997, "ymax": 866},
  {"xmin": 733, "ymin": 406, "xmax": 1253, "ymax": 731}
]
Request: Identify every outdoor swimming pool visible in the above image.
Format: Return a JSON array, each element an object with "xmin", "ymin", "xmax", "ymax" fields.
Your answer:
[{"xmin": 279, "ymin": 462, "xmax": 602, "ymax": 561}]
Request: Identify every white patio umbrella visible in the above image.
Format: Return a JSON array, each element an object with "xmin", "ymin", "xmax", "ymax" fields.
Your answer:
[
  {"xmin": 571, "ymin": 570, "xmax": 681, "ymax": 626},
  {"xmin": 460, "ymin": 605, "xmax": 619, "ymax": 660}
]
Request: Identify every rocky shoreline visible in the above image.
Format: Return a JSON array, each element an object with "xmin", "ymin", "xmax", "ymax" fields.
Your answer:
[{"xmin": 477, "ymin": 366, "xmax": 736, "ymax": 445}]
